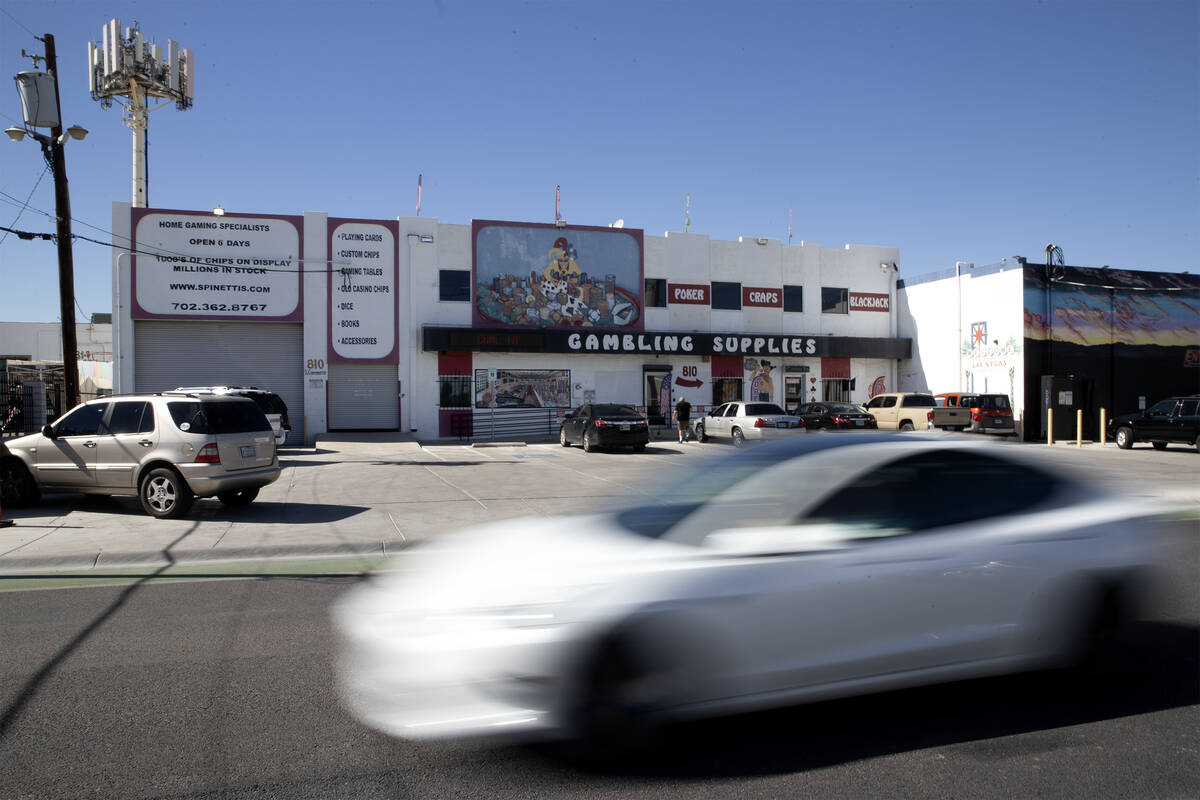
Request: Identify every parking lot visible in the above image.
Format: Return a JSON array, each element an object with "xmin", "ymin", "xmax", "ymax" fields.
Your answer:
[{"xmin": 0, "ymin": 432, "xmax": 1197, "ymax": 574}]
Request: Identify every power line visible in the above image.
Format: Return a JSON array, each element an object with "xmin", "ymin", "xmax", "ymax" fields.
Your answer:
[
  {"xmin": 0, "ymin": 166, "xmax": 51, "ymax": 245},
  {"xmin": 0, "ymin": 6, "xmax": 38, "ymax": 37}
]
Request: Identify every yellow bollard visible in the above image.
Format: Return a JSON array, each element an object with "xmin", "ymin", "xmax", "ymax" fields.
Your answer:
[
  {"xmin": 1100, "ymin": 408, "xmax": 1106, "ymax": 445},
  {"xmin": 1047, "ymin": 407, "xmax": 1054, "ymax": 445},
  {"xmin": 1076, "ymin": 409, "xmax": 1083, "ymax": 448}
]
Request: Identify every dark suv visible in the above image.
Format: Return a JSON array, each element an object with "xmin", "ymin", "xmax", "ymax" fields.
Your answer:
[{"xmin": 1109, "ymin": 395, "xmax": 1200, "ymax": 452}]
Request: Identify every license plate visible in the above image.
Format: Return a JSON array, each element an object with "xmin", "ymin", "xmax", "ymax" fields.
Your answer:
[
  {"xmin": 855, "ymin": 419, "xmax": 864, "ymax": 426},
  {"xmin": 993, "ymin": 418, "xmax": 1003, "ymax": 425},
  {"xmin": 620, "ymin": 424, "xmax": 630, "ymax": 431},
  {"xmin": 777, "ymin": 421, "xmax": 788, "ymax": 428},
  {"xmin": 241, "ymin": 446, "xmax": 256, "ymax": 458}
]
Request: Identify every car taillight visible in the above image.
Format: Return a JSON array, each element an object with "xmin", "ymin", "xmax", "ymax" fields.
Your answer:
[
  {"xmin": 594, "ymin": 419, "xmax": 613, "ymax": 427},
  {"xmin": 635, "ymin": 420, "xmax": 648, "ymax": 428},
  {"xmin": 927, "ymin": 410, "xmax": 935, "ymax": 421},
  {"xmin": 832, "ymin": 416, "xmax": 848, "ymax": 424},
  {"xmin": 753, "ymin": 418, "xmax": 767, "ymax": 428},
  {"xmin": 195, "ymin": 443, "xmax": 220, "ymax": 463},
  {"xmin": 973, "ymin": 414, "xmax": 984, "ymax": 422}
]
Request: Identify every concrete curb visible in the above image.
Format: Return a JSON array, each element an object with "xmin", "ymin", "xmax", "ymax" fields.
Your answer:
[{"xmin": 0, "ymin": 542, "xmax": 393, "ymax": 574}]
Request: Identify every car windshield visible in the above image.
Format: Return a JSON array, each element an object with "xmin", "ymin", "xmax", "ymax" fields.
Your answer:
[
  {"xmin": 744, "ymin": 403, "xmax": 787, "ymax": 415},
  {"xmin": 168, "ymin": 400, "xmax": 270, "ymax": 434},
  {"xmin": 592, "ymin": 404, "xmax": 639, "ymax": 417},
  {"xmin": 246, "ymin": 393, "xmax": 287, "ymax": 415},
  {"xmin": 973, "ymin": 396, "xmax": 1010, "ymax": 409},
  {"xmin": 904, "ymin": 395, "xmax": 937, "ymax": 407},
  {"xmin": 828, "ymin": 404, "xmax": 863, "ymax": 414}
]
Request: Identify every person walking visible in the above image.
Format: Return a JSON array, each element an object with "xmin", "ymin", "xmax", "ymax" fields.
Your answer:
[{"xmin": 672, "ymin": 395, "xmax": 692, "ymax": 443}]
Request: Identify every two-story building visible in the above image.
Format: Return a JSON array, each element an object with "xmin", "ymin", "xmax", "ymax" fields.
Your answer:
[{"xmin": 111, "ymin": 204, "xmax": 910, "ymax": 444}]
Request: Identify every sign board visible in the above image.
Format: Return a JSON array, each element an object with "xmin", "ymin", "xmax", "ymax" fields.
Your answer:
[
  {"xmin": 849, "ymin": 292, "xmax": 890, "ymax": 312},
  {"xmin": 328, "ymin": 219, "xmax": 399, "ymax": 362},
  {"xmin": 131, "ymin": 208, "xmax": 302, "ymax": 320},
  {"xmin": 742, "ymin": 286, "xmax": 782, "ymax": 308},
  {"xmin": 669, "ymin": 283, "xmax": 710, "ymax": 305}
]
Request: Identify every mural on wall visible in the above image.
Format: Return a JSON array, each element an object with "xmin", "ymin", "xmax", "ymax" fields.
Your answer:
[
  {"xmin": 868, "ymin": 376, "xmax": 887, "ymax": 397},
  {"xmin": 745, "ymin": 358, "xmax": 776, "ymax": 403},
  {"xmin": 474, "ymin": 369, "xmax": 571, "ymax": 409},
  {"xmin": 1023, "ymin": 270, "xmax": 1200, "ymax": 347},
  {"xmin": 473, "ymin": 221, "xmax": 644, "ymax": 330}
]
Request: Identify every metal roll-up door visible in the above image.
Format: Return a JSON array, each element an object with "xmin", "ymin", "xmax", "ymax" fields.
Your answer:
[
  {"xmin": 134, "ymin": 320, "xmax": 304, "ymax": 445},
  {"xmin": 328, "ymin": 363, "xmax": 398, "ymax": 431}
]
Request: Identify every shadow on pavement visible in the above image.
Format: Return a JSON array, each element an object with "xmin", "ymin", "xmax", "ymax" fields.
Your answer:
[{"xmin": 522, "ymin": 621, "xmax": 1198, "ymax": 779}]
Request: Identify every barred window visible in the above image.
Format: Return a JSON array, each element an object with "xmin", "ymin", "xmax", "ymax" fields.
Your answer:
[{"xmin": 438, "ymin": 376, "xmax": 472, "ymax": 408}]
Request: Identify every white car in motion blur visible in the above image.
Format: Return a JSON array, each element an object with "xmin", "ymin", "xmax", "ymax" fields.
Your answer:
[{"xmin": 333, "ymin": 435, "xmax": 1176, "ymax": 745}]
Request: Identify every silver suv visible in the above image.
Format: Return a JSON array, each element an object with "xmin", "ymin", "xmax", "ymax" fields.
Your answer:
[
  {"xmin": 0, "ymin": 393, "xmax": 280, "ymax": 519},
  {"xmin": 171, "ymin": 386, "xmax": 291, "ymax": 445}
]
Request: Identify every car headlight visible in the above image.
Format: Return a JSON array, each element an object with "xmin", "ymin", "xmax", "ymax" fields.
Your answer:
[{"xmin": 424, "ymin": 605, "xmax": 565, "ymax": 628}]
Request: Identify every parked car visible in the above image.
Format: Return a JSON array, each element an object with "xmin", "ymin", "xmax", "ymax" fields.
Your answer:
[
  {"xmin": 936, "ymin": 393, "xmax": 1016, "ymax": 435},
  {"xmin": 861, "ymin": 393, "xmax": 939, "ymax": 431},
  {"xmin": 1109, "ymin": 395, "xmax": 1200, "ymax": 452},
  {"xmin": 333, "ymin": 435, "xmax": 1177, "ymax": 746},
  {"xmin": 693, "ymin": 402, "xmax": 804, "ymax": 445},
  {"xmin": 170, "ymin": 386, "xmax": 291, "ymax": 446},
  {"xmin": 559, "ymin": 403, "xmax": 649, "ymax": 452},
  {"xmin": 795, "ymin": 401, "xmax": 877, "ymax": 430},
  {"xmin": 0, "ymin": 393, "xmax": 280, "ymax": 518}
]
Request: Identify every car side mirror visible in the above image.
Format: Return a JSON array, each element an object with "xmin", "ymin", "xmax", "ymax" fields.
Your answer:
[{"xmin": 41, "ymin": 424, "xmax": 55, "ymax": 439}]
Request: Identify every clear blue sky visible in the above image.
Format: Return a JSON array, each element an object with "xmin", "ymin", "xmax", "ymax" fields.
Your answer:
[{"xmin": 0, "ymin": 0, "xmax": 1196, "ymax": 323}]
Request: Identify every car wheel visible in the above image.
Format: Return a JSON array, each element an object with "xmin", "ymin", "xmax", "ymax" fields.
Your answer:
[
  {"xmin": 695, "ymin": 422, "xmax": 708, "ymax": 442},
  {"xmin": 731, "ymin": 428, "xmax": 745, "ymax": 447},
  {"xmin": 632, "ymin": 443, "xmax": 646, "ymax": 453},
  {"xmin": 217, "ymin": 487, "xmax": 259, "ymax": 507},
  {"xmin": 1, "ymin": 458, "xmax": 39, "ymax": 508},
  {"xmin": 559, "ymin": 426, "xmax": 571, "ymax": 447},
  {"xmin": 139, "ymin": 467, "xmax": 194, "ymax": 519},
  {"xmin": 1151, "ymin": 441, "xmax": 1167, "ymax": 451},
  {"xmin": 583, "ymin": 429, "xmax": 596, "ymax": 453},
  {"xmin": 899, "ymin": 422, "xmax": 914, "ymax": 432},
  {"xmin": 570, "ymin": 641, "xmax": 664, "ymax": 760},
  {"xmin": 1194, "ymin": 434, "xmax": 1200, "ymax": 454},
  {"xmin": 1115, "ymin": 427, "xmax": 1134, "ymax": 449}
]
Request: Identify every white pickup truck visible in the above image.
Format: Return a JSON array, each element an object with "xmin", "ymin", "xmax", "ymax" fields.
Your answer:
[{"xmin": 862, "ymin": 392, "xmax": 970, "ymax": 431}]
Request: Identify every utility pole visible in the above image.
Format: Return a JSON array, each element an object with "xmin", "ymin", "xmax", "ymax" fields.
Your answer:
[
  {"xmin": 44, "ymin": 35, "xmax": 79, "ymax": 410},
  {"xmin": 8, "ymin": 35, "xmax": 81, "ymax": 409},
  {"xmin": 89, "ymin": 19, "xmax": 194, "ymax": 207}
]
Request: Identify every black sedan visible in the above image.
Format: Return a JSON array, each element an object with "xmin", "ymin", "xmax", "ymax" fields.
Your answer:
[
  {"xmin": 1109, "ymin": 395, "xmax": 1200, "ymax": 452},
  {"xmin": 559, "ymin": 403, "xmax": 649, "ymax": 452},
  {"xmin": 795, "ymin": 401, "xmax": 878, "ymax": 430}
]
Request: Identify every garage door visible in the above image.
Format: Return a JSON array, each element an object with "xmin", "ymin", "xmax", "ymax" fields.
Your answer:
[
  {"xmin": 328, "ymin": 363, "xmax": 398, "ymax": 431},
  {"xmin": 134, "ymin": 320, "xmax": 304, "ymax": 445}
]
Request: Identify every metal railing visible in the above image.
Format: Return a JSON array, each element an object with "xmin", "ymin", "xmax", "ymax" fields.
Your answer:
[
  {"xmin": 448, "ymin": 407, "xmax": 563, "ymax": 442},
  {"xmin": 1, "ymin": 379, "xmax": 105, "ymax": 437}
]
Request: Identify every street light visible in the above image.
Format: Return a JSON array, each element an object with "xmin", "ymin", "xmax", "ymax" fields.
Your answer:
[{"xmin": 7, "ymin": 33, "xmax": 86, "ymax": 411}]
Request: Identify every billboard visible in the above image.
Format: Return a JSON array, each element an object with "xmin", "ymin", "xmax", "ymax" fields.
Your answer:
[
  {"xmin": 327, "ymin": 218, "xmax": 399, "ymax": 363},
  {"xmin": 472, "ymin": 220, "xmax": 643, "ymax": 330},
  {"xmin": 131, "ymin": 208, "xmax": 303, "ymax": 321}
]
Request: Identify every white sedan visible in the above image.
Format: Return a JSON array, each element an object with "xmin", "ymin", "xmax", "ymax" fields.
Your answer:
[
  {"xmin": 333, "ymin": 435, "xmax": 1177, "ymax": 746},
  {"xmin": 692, "ymin": 401, "xmax": 805, "ymax": 445}
]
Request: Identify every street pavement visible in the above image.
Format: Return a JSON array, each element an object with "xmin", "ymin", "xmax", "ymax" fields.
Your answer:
[{"xmin": 1, "ymin": 431, "xmax": 1197, "ymax": 574}]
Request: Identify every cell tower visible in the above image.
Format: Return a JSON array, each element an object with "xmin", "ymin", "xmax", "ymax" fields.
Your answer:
[{"xmin": 88, "ymin": 19, "xmax": 194, "ymax": 207}]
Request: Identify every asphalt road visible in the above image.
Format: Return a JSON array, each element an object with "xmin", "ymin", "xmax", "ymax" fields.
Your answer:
[{"xmin": 1, "ymin": 528, "xmax": 1197, "ymax": 800}]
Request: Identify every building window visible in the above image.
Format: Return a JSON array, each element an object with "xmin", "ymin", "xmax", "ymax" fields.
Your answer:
[
  {"xmin": 712, "ymin": 378, "xmax": 742, "ymax": 406},
  {"xmin": 821, "ymin": 287, "xmax": 848, "ymax": 314},
  {"xmin": 711, "ymin": 281, "xmax": 742, "ymax": 310},
  {"xmin": 783, "ymin": 284, "xmax": 803, "ymax": 312},
  {"xmin": 438, "ymin": 376, "xmax": 472, "ymax": 408},
  {"xmin": 439, "ymin": 270, "xmax": 471, "ymax": 302},
  {"xmin": 823, "ymin": 378, "xmax": 851, "ymax": 402},
  {"xmin": 644, "ymin": 278, "xmax": 667, "ymax": 308}
]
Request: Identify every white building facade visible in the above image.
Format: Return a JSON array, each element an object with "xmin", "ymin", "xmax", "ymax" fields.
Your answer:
[{"xmin": 112, "ymin": 204, "xmax": 909, "ymax": 444}]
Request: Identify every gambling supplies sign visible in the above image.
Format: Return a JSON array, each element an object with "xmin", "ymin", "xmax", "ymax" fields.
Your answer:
[
  {"xmin": 132, "ymin": 209, "xmax": 303, "ymax": 320},
  {"xmin": 328, "ymin": 219, "xmax": 398, "ymax": 362}
]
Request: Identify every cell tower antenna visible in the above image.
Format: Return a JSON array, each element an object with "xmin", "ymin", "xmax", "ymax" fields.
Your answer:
[{"xmin": 88, "ymin": 19, "xmax": 194, "ymax": 207}]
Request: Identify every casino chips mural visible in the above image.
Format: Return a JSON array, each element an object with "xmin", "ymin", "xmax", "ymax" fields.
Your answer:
[{"xmin": 472, "ymin": 221, "xmax": 644, "ymax": 330}]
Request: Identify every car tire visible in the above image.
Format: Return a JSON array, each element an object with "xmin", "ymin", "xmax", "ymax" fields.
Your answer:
[
  {"xmin": 731, "ymin": 428, "xmax": 745, "ymax": 447},
  {"xmin": 139, "ymin": 467, "xmax": 194, "ymax": 519},
  {"xmin": 570, "ymin": 640, "xmax": 663, "ymax": 761},
  {"xmin": 1151, "ymin": 441, "xmax": 1168, "ymax": 451},
  {"xmin": 1115, "ymin": 427, "xmax": 1134, "ymax": 449},
  {"xmin": 1194, "ymin": 434, "xmax": 1200, "ymax": 454},
  {"xmin": 695, "ymin": 423, "xmax": 708, "ymax": 442},
  {"xmin": 1, "ymin": 458, "xmax": 39, "ymax": 508},
  {"xmin": 631, "ymin": 443, "xmax": 646, "ymax": 453},
  {"xmin": 899, "ymin": 422, "xmax": 915, "ymax": 432},
  {"xmin": 217, "ymin": 487, "xmax": 259, "ymax": 507},
  {"xmin": 583, "ymin": 429, "xmax": 596, "ymax": 453},
  {"xmin": 559, "ymin": 426, "xmax": 571, "ymax": 447}
]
